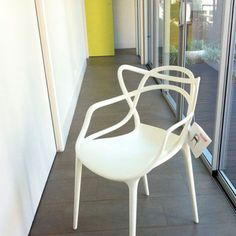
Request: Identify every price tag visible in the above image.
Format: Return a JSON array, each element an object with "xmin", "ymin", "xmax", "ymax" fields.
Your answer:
[{"xmin": 188, "ymin": 122, "xmax": 212, "ymax": 158}]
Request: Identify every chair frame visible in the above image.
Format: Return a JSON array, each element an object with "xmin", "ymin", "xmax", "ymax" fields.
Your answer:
[{"xmin": 73, "ymin": 65, "xmax": 200, "ymax": 236}]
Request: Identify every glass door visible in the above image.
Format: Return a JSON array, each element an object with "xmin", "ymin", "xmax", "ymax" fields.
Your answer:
[
  {"xmin": 184, "ymin": 0, "xmax": 225, "ymax": 165},
  {"xmin": 148, "ymin": 0, "xmax": 236, "ymax": 206},
  {"xmin": 152, "ymin": 0, "xmax": 182, "ymax": 67},
  {"xmin": 151, "ymin": 0, "xmax": 226, "ymax": 164},
  {"xmin": 155, "ymin": 0, "xmax": 183, "ymax": 116},
  {"xmin": 218, "ymin": 3, "xmax": 236, "ymax": 205}
]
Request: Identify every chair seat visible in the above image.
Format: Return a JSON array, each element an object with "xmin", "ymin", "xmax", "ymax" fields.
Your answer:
[{"xmin": 77, "ymin": 123, "xmax": 180, "ymax": 181}]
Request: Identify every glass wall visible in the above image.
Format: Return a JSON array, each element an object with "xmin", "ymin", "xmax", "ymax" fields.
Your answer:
[
  {"xmin": 152, "ymin": 0, "xmax": 225, "ymax": 162},
  {"xmin": 147, "ymin": 0, "xmax": 236, "ymax": 205},
  {"xmin": 156, "ymin": 0, "xmax": 182, "ymax": 114},
  {"xmin": 185, "ymin": 0, "xmax": 225, "ymax": 163},
  {"xmin": 219, "ymin": 23, "xmax": 236, "ymax": 193}
]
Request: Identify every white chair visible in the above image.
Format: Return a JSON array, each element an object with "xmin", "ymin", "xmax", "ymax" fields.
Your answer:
[{"xmin": 73, "ymin": 65, "xmax": 200, "ymax": 236}]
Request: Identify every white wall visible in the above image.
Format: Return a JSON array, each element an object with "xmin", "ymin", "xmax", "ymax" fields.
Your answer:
[
  {"xmin": 38, "ymin": 0, "xmax": 87, "ymax": 150},
  {"xmin": 113, "ymin": 0, "xmax": 136, "ymax": 49},
  {"xmin": 0, "ymin": 1, "xmax": 56, "ymax": 235},
  {"xmin": 0, "ymin": 0, "xmax": 88, "ymax": 235}
]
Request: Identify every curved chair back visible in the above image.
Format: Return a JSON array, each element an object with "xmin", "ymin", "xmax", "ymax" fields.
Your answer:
[
  {"xmin": 118, "ymin": 65, "xmax": 200, "ymax": 168},
  {"xmin": 77, "ymin": 65, "xmax": 200, "ymax": 167}
]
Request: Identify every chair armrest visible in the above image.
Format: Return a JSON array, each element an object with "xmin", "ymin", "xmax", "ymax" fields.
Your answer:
[
  {"xmin": 75, "ymin": 91, "xmax": 139, "ymax": 147},
  {"xmin": 75, "ymin": 94, "xmax": 125, "ymax": 146},
  {"xmin": 160, "ymin": 112, "xmax": 194, "ymax": 154}
]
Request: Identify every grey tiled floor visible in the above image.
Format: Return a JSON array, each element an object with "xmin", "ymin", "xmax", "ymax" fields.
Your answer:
[{"xmin": 29, "ymin": 50, "xmax": 236, "ymax": 236}]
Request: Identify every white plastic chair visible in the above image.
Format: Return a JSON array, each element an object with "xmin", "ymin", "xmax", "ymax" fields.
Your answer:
[{"xmin": 73, "ymin": 65, "xmax": 200, "ymax": 236}]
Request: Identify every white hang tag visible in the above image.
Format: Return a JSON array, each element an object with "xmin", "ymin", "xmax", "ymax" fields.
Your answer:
[{"xmin": 188, "ymin": 122, "xmax": 212, "ymax": 158}]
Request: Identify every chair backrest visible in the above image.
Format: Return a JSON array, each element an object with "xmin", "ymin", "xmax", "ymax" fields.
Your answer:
[
  {"xmin": 118, "ymin": 65, "xmax": 200, "ymax": 165},
  {"xmin": 82, "ymin": 65, "xmax": 200, "ymax": 163}
]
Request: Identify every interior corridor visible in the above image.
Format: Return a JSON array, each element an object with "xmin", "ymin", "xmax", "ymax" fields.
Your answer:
[{"xmin": 29, "ymin": 50, "xmax": 236, "ymax": 236}]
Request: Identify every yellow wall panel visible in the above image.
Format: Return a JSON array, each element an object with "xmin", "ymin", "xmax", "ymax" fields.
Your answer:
[{"xmin": 85, "ymin": 0, "xmax": 115, "ymax": 56}]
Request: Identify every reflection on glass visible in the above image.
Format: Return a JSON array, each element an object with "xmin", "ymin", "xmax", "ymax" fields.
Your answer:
[
  {"xmin": 158, "ymin": 0, "xmax": 180, "ymax": 66},
  {"xmin": 157, "ymin": 0, "xmax": 164, "ymax": 66},
  {"xmin": 169, "ymin": 0, "xmax": 181, "ymax": 103},
  {"xmin": 158, "ymin": 0, "xmax": 181, "ymax": 105},
  {"xmin": 185, "ymin": 0, "xmax": 225, "ymax": 162},
  {"xmin": 156, "ymin": 0, "xmax": 225, "ymax": 158},
  {"xmin": 220, "ymin": 34, "xmax": 236, "ymax": 189}
]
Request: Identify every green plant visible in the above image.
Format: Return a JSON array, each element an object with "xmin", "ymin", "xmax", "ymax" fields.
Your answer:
[
  {"xmin": 169, "ymin": 45, "xmax": 178, "ymax": 65},
  {"xmin": 186, "ymin": 56, "xmax": 195, "ymax": 65},
  {"xmin": 188, "ymin": 40, "xmax": 204, "ymax": 51},
  {"xmin": 169, "ymin": 44, "xmax": 200, "ymax": 65},
  {"xmin": 202, "ymin": 42, "xmax": 221, "ymax": 63}
]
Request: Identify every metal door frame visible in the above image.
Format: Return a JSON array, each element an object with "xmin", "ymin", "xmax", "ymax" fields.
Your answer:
[{"xmin": 216, "ymin": 0, "xmax": 236, "ymax": 207}]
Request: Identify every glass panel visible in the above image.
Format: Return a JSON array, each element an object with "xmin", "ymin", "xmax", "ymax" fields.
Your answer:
[
  {"xmin": 147, "ymin": 0, "xmax": 153, "ymax": 65},
  {"xmin": 169, "ymin": 0, "xmax": 181, "ymax": 104},
  {"xmin": 185, "ymin": 0, "xmax": 225, "ymax": 163},
  {"xmin": 156, "ymin": 0, "xmax": 165, "ymax": 66},
  {"xmin": 220, "ymin": 29, "xmax": 236, "ymax": 190},
  {"xmin": 157, "ymin": 0, "xmax": 181, "ymax": 110}
]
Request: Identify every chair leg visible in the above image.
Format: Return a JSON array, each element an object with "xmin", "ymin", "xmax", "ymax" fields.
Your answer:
[
  {"xmin": 142, "ymin": 174, "xmax": 150, "ymax": 196},
  {"xmin": 182, "ymin": 143, "xmax": 199, "ymax": 224},
  {"xmin": 73, "ymin": 158, "xmax": 83, "ymax": 230},
  {"xmin": 127, "ymin": 179, "xmax": 140, "ymax": 236}
]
